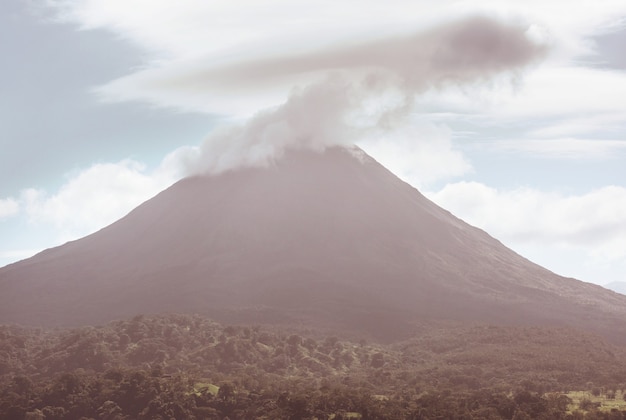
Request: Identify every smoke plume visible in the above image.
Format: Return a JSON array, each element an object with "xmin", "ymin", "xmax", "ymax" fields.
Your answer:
[{"xmin": 160, "ymin": 16, "xmax": 548, "ymax": 176}]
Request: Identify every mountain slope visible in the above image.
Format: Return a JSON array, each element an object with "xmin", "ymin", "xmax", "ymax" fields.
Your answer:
[
  {"xmin": 1, "ymin": 147, "xmax": 625, "ymax": 340},
  {"xmin": 605, "ymin": 281, "xmax": 626, "ymax": 296}
]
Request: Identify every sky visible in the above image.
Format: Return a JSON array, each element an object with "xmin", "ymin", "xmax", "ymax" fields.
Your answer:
[{"xmin": 1, "ymin": 0, "xmax": 625, "ymax": 287}]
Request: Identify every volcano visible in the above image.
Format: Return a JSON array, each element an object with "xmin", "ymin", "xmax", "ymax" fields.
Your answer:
[{"xmin": 1, "ymin": 147, "xmax": 625, "ymax": 340}]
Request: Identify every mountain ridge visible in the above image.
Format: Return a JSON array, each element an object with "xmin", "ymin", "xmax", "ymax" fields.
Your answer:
[{"xmin": 604, "ymin": 281, "xmax": 626, "ymax": 295}]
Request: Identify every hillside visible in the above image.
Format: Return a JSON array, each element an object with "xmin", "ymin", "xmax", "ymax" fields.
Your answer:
[{"xmin": 2, "ymin": 314, "xmax": 626, "ymax": 419}]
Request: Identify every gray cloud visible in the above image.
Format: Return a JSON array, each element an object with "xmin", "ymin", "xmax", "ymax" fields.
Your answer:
[
  {"xmin": 138, "ymin": 16, "xmax": 546, "ymax": 96},
  {"xmin": 116, "ymin": 16, "xmax": 548, "ymax": 176}
]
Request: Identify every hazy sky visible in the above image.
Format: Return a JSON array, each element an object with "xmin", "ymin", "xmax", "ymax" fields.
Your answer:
[{"xmin": 2, "ymin": 0, "xmax": 626, "ymax": 286}]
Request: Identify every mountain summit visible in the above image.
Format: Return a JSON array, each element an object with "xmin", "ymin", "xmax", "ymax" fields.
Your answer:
[{"xmin": 1, "ymin": 147, "xmax": 624, "ymax": 340}]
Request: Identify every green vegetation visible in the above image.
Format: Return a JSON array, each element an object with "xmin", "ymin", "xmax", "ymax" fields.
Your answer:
[
  {"xmin": 566, "ymin": 390, "xmax": 626, "ymax": 414},
  {"xmin": 192, "ymin": 382, "xmax": 220, "ymax": 397},
  {"xmin": 2, "ymin": 314, "xmax": 626, "ymax": 419}
]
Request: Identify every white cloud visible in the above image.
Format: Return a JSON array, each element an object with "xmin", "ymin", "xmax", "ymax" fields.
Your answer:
[
  {"xmin": 417, "ymin": 66, "xmax": 626, "ymax": 122},
  {"xmin": 0, "ymin": 198, "xmax": 19, "ymax": 220},
  {"xmin": 413, "ymin": 65, "xmax": 626, "ymax": 160},
  {"xmin": 43, "ymin": 1, "xmax": 626, "ymax": 128},
  {"xmin": 498, "ymin": 67, "xmax": 626, "ymax": 119},
  {"xmin": 0, "ymin": 157, "xmax": 180, "ymax": 266},
  {"xmin": 358, "ymin": 121, "xmax": 472, "ymax": 188},
  {"xmin": 21, "ymin": 159, "xmax": 176, "ymax": 241},
  {"xmin": 92, "ymin": 15, "xmax": 546, "ymax": 116},
  {"xmin": 427, "ymin": 182, "xmax": 626, "ymax": 265},
  {"xmin": 46, "ymin": 0, "xmax": 626, "ymax": 58},
  {"xmin": 527, "ymin": 113, "xmax": 626, "ymax": 139},
  {"xmin": 494, "ymin": 138, "xmax": 626, "ymax": 159},
  {"xmin": 47, "ymin": 0, "xmax": 460, "ymax": 57}
]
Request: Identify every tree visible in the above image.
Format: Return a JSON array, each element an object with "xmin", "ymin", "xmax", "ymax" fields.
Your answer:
[{"xmin": 370, "ymin": 352, "xmax": 384, "ymax": 368}]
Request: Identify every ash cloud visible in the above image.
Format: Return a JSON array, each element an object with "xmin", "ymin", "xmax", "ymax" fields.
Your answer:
[{"xmin": 157, "ymin": 16, "xmax": 548, "ymax": 176}]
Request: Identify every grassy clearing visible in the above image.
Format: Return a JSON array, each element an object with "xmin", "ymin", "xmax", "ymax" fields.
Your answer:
[
  {"xmin": 192, "ymin": 382, "xmax": 220, "ymax": 396},
  {"xmin": 329, "ymin": 413, "xmax": 362, "ymax": 419},
  {"xmin": 566, "ymin": 390, "xmax": 626, "ymax": 413}
]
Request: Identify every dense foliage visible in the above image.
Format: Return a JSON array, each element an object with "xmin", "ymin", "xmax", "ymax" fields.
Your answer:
[{"xmin": 2, "ymin": 314, "xmax": 626, "ymax": 419}]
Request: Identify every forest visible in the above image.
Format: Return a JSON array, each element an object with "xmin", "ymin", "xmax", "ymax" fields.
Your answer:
[{"xmin": 2, "ymin": 313, "xmax": 626, "ymax": 419}]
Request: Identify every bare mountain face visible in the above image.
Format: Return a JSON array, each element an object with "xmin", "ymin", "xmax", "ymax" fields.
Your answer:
[{"xmin": 1, "ymin": 147, "xmax": 625, "ymax": 341}]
